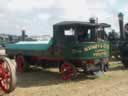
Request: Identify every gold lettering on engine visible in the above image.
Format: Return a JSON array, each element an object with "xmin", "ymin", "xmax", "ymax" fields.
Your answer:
[{"xmin": 84, "ymin": 43, "xmax": 109, "ymax": 52}]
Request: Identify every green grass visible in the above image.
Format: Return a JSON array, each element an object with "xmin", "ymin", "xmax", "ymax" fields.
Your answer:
[{"xmin": 109, "ymin": 61, "xmax": 123, "ymax": 68}]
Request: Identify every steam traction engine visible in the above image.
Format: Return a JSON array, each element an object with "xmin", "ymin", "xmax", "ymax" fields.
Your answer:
[
  {"xmin": 118, "ymin": 13, "xmax": 128, "ymax": 67},
  {"xmin": 5, "ymin": 18, "xmax": 110, "ymax": 80}
]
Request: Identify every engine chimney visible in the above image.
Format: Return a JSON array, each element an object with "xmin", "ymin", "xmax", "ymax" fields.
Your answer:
[
  {"xmin": 21, "ymin": 30, "xmax": 26, "ymax": 41},
  {"xmin": 118, "ymin": 12, "xmax": 125, "ymax": 40},
  {"xmin": 89, "ymin": 18, "xmax": 96, "ymax": 41}
]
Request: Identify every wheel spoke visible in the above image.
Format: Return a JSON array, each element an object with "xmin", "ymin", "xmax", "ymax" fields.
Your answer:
[
  {"xmin": 3, "ymin": 63, "xmax": 9, "ymax": 73},
  {"xmin": 1, "ymin": 61, "xmax": 10, "ymax": 80},
  {"xmin": 4, "ymin": 72, "xmax": 10, "ymax": 79},
  {"xmin": 1, "ymin": 78, "xmax": 10, "ymax": 92}
]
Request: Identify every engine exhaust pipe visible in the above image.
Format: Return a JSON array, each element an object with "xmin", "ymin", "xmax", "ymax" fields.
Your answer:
[{"xmin": 118, "ymin": 12, "xmax": 125, "ymax": 40}]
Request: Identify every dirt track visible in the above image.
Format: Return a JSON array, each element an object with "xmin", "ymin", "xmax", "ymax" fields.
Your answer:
[{"xmin": 4, "ymin": 61, "xmax": 128, "ymax": 96}]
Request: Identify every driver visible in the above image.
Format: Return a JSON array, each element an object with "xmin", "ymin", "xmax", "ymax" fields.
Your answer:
[{"xmin": 78, "ymin": 31, "xmax": 87, "ymax": 42}]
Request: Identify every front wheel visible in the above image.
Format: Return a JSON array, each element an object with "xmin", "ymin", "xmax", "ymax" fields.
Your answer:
[{"xmin": 60, "ymin": 62, "xmax": 77, "ymax": 80}]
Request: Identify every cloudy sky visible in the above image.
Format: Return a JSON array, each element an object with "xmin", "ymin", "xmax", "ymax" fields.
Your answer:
[{"xmin": 0, "ymin": 0, "xmax": 128, "ymax": 36}]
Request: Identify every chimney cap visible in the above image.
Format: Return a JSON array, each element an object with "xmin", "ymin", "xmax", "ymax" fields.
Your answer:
[
  {"xmin": 118, "ymin": 12, "xmax": 123, "ymax": 17},
  {"xmin": 89, "ymin": 18, "xmax": 96, "ymax": 23}
]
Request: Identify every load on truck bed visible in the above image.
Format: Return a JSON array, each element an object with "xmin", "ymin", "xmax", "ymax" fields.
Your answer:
[{"xmin": 5, "ymin": 39, "xmax": 53, "ymax": 56}]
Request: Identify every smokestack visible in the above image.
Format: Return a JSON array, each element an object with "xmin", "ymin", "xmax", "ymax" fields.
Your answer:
[
  {"xmin": 118, "ymin": 12, "xmax": 125, "ymax": 40},
  {"xmin": 21, "ymin": 30, "xmax": 26, "ymax": 41},
  {"xmin": 90, "ymin": 18, "xmax": 96, "ymax": 23},
  {"xmin": 89, "ymin": 18, "xmax": 96, "ymax": 41}
]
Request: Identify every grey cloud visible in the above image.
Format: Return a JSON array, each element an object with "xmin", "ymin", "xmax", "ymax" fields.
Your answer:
[
  {"xmin": 0, "ymin": 6, "xmax": 65, "ymax": 35},
  {"xmin": 0, "ymin": 0, "xmax": 125, "ymax": 35}
]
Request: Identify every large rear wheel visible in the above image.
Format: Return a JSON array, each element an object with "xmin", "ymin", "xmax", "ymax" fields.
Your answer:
[{"xmin": 0, "ymin": 57, "xmax": 16, "ymax": 93}]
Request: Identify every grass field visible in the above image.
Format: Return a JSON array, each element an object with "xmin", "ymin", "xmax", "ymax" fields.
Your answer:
[{"xmin": 3, "ymin": 61, "xmax": 128, "ymax": 96}]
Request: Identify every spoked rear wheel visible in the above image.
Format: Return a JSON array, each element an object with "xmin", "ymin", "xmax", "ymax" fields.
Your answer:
[
  {"xmin": 0, "ymin": 57, "xmax": 16, "ymax": 93},
  {"xmin": 60, "ymin": 62, "xmax": 77, "ymax": 80}
]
